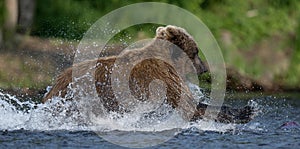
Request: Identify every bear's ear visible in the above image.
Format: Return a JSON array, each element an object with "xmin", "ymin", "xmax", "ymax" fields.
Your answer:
[
  {"xmin": 156, "ymin": 27, "xmax": 165, "ymax": 38},
  {"xmin": 165, "ymin": 26, "xmax": 177, "ymax": 36},
  {"xmin": 156, "ymin": 27, "xmax": 164, "ymax": 34}
]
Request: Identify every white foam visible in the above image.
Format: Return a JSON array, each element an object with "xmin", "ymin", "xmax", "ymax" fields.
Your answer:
[{"xmin": 0, "ymin": 84, "xmax": 235, "ymax": 132}]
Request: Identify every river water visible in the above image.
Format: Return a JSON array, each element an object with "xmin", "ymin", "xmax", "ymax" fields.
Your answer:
[{"xmin": 0, "ymin": 88, "xmax": 299, "ymax": 148}]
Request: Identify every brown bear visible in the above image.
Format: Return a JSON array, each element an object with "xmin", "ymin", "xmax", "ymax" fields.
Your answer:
[{"xmin": 43, "ymin": 25, "xmax": 255, "ymax": 124}]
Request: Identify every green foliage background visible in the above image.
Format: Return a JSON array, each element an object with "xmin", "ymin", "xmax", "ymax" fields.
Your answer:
[
  {"xmin": 31, "ymin": 0, "xmax": 300, "ymax": 89},
  {"xmin": 1, "ymin": 0, "xmax": 299, "ymax": 89}
]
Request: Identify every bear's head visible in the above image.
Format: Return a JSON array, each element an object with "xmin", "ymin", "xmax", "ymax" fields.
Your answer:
[{"xmin": 155, "ymin": 25, "xmax": 208, "ymax": 75}]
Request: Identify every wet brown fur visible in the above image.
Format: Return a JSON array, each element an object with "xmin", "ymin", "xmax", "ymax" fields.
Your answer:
[
  {"xmin": 43, "ymin": 25, "xmax": 254, "ymax": 123},
  {"xmin": 43, "ymin": 26, "xmax": 204, "ymax": 120}
]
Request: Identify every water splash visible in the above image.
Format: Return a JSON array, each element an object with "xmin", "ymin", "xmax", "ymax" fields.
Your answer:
[
  {"xmin": 0, "ymin": 91, "xmax": 33, "ymax": 130},
  {"xmin": 0, "ymin": 84, "xmax": 258, "ymax": 133}
]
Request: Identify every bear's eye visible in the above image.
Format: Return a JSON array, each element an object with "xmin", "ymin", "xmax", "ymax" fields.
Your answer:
[{"xmin": 193, "ymin": 48, "xmax": 198, "ymax": 54}]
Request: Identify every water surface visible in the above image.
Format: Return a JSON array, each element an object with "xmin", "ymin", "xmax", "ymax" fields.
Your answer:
[{"xmin": 0, "ymin": 90, "xmax": 299, "ymax": 148}]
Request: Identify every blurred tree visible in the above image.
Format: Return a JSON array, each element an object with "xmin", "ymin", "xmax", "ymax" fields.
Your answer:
[
  {"xmin": 1, "ymin": 0, "xmax": 36, "ymax": 47},
  {"xmin": 0, "ymin": 0, "xmax": 4, "ymax": 47},
  {"xmin": 18, "ymin": 0, "xmax": 35, "ymax": 34},
  {"xmin": 3, "ymin": 0, "xmax": 18, "ymax": 44}
]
